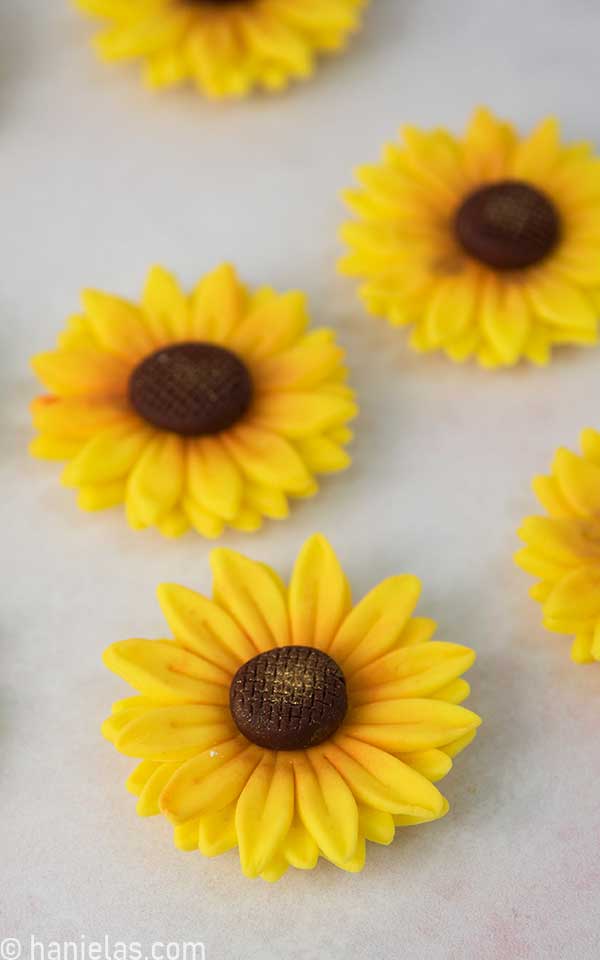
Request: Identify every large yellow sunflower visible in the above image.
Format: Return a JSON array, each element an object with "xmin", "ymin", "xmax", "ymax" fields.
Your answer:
[
  {"xmin": 30, "ymin": 264, "xmax": 356, "ymax": 538},
  {"xmin": 74, "ymin": 0, "xmax": 367, "ymax": 99},
  {"xmin": 516, "ymin": 429, "xmax": 600, "ymax": 664},
  {"xmin": 102, "ymin": 535, "xmax": 480, "ymax": 881},
  {"xmin": 340, "ymin": 107, "xmax": 600, "ymax": 368}
]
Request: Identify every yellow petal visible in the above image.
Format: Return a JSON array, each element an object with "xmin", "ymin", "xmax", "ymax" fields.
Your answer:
[
  {"xmin": 116, "ymin": 704, "xmax": 235, "ymax": 761},
  {"xmin": 31, "ymin": 396, "xmax": 131, "ymax": 440},
  {"xmin": 398, "ymin": 749, "xmax": 453, "ymax": 783},
  {"xmin": 293, "ymin": 434, "xmax": 351, "ymax": 474},
  {"xmin": 394, "ymin": 797, "xmax": 449, "ymax": 826},
  {"xmin": 480, "ymin": 280, "xmax": 530, "ymax": 365},
  {"xmin": 293, "ymin": 749, "xmax": 358, "ymax": 865},
  {"xmin": 236, "ymin": 753, "xmax": 295, "ymax": 877},
  {"xmin": 142, "ymin": 265, "xmax": 189, "ymax": 341},
  {"xmin": 357, "ymin": 806, "xmax": 395, "ymax": 845},
  {"xmin": 431, "ymin": 678, "xmax": 471, "ymax": 705},
  {"xmin": 173, "ymin": 820, "xmax": 200, "ymax": 851},
  {"xmin": 325, "ymin": 837, "xmax": 366, "ymax": 874},
  {"xmin": 288, "ymin": 534, "xmax": 351, "ymax": 650},
  {"xmin": 544, "ymin": 567, "xmax": 600, "ymax": 623},
  {"xmin": 183, "ymin": 499, "xmax": 225, "ymax": 539},
  {"xmin": 282, "ymin": 817, "xmax": 319, "ymax": 870},
  {"xmin": 144, "ymin": 47, "xmax": 188, "ymax": 90},
  {"xmin": 250, "ymin": 392, "xmax": 357, "ymax": 438},
  {"xmin": 243, "ymin": 483, "xmax": 289, "ymax": 519},
  {"xmin": 424, "ymin": 277, "xmax": 476, "ymax": 347},
  {"xmin": 103, "ymin": 639, "xmax": 230, "ymax": 705},
  {"xmin": 442, "ymin": 729, "xmax": 478, "ymax": 759},
  {"xmin": 324, "ymin": 735, "xmax": 446, "ymax": 818},
  {"xmin": 190, "ymin": 263, "xmax": 246, "ymax": 342},
  {"xmin": 259, "ymin": 855, "xmax": 289, "ymax": 883},
  {"xmin": 77, "ymin": 480, "xmax": 127, "ymax": 511},
  {"xmin": 532, "ymin": 474, "xmax": 578, "ymax": 518},
  {"xmin": 344, "ymin": 699, "xmax": 481, "ymax": 752},
  {"xmin": 160, "ymin": 738, "xmax": 261, "ymax": 824},
  {"xmin": 31, "ymin": 349, "xmax": 131, "ymax": 398},
  {"xmin": 571, "ymin": 633, "xmax": 595, "ymax": 664},
  {"xmin": 62, "ymin": 422, "xmax": 151, "ymax": 486},
  {"xmin": 229, "ymin": 506, "xmax": 263, "ymax": 532},
  {"xmin": 222, "ymin": 424, "xmax": 314, "ymax": 494},
  {"xmin": 510, "ymin": 116, "xmax": 561, "ymax": 180},
  {"xmin": 186, "ymin": 437, "xmax": 243, "ymax": 521},
  {"xmin": 126, "ymin": 759, "xmax": 160, "ymax": 797},
  {"xmin": 348, "ymin": 643, "xmax": 476, "ymax": 699},
  {"xmin": 136, "ymin": 762, "xmax": 181, "ymax": 816},
  {"xmin": 580, "ymin": 428, "xmax": 600, "ymax": 467},
  {"xmin": 30, "ymin": 435, "xmax": 83, "ymax": 460},
  {"xmin": 210, "ymin": 548, "xmax": 290, "ymax": 651},
  {"xmin": 398, "ymin": 617, "xmax": 437, "ymax": 647},
  {"xmin": 157, "ymin": 583, "xmax": 257, "ymax": 671},
  {"xmin": 95, "ymin": 10, "xmax": 188, "ymax": 61},
  {"xmin": 329, "ymin": 576, "xmax": 421, "ymax": 671},
  {"xmin": 82, "ymin": 289, "xmax": 156, "ymax": 360},
  {"xmin": 229, "ymin": 290, "xmax": 308, "ymax": 359},
  {"xmin": 197, "ymin": 802, "xmax": 238, "ymax": 858},
  {"xmin": 552, "ymin": 447, "xmax": 600, "ymax": 514},
  {"xmin": 126, "ymin": 433, "xmax": 185, "ymax": 526},
  {"xmin": 518, "ymin": 515, "xmax": 599, "ymax": 565},
  {"xmin": 526, "ymin": 275, "xmax": 597, "ymax": 334},
  {"xmin": 253, "ymin": 332, "xmax": 344, "ymax": 392},
  {"xmin": 463, "ymin": 107, "xmax": 517, "ymax": 180}
]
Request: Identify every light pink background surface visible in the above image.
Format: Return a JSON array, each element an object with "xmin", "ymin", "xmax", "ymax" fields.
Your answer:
[{"xmin": 2, "ymin": 2, "xmax": 600, "ymax": 957}]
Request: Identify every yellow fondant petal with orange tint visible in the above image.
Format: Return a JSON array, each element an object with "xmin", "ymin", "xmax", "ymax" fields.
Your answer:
[
  {"xmin": 126, "ymin": 433, "xmax": 185, "ymax": 527},
  {"xmin": 293, "ymin": 750, "xmax": 358, "ymax": 865},
  {"xmin": 344, "ymin": 699, "xmax": 481, "ymax": 753},
  {"xmin": 324, "ymin": 735, "xmax": 446, "ymax": 818},
  {"xmin": 186, "ymin": 437, "xmax": 243, "ymax": 521},
  {"xmin": 157, "ymin": 583, "xmax": 256, "ymax": 670},
  {"xmin": 141, "ymin": 265, "xmax": 190, "ymax": 342},
  {"xmin": 103, "ymin": 639, "xmax": 230, "ymax": 704},
  {"xmin": 160, "ymin": 739, "xmax": 261, "ymax": 824},
  {"xmin": 211, "ymin": 548, "xmax": 290, "ymax": 651},
  {"xmin": 236, "ymin": 753, "xmax": 295, "ymax": 878},
  {"xmin": 196, "ymin": 802, "xmax": 238, "ymax": 857},
  {"xmin": 288, "ymin": 533, "xmax": 351, "ymax": 650},
  {"xmin": 329, "ymin": 575, "xmax": 421, "ymax": 669},
  {"xmin": 190, "ymin": 263, "xmax": 246, "ymax": 343},
  {"xmin": 116, "ymin": 704, "xmax": 235, "ymax": 762}
]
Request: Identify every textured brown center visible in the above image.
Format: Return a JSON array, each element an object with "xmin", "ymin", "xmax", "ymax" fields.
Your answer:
[
  {"xmin": 229, "ymin": 646, "xmax": 348, "ymax": 751},
  {"xmin": 129, "ymin": 342, "xmax": 252, "ymax": 436},
  {"xmin": 454, "ymin": 180, "xmax": 561, "ymax": 270}
]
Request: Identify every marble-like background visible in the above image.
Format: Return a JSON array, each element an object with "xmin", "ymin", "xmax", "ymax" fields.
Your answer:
[{"xmin": 2, "ymin": 2, "xmax": 600, "ymax": 957}]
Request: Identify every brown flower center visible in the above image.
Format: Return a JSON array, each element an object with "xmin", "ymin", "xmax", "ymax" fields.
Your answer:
[
  {"xmin": 129, "ymin": 342, "xmax": 253, "ymax": 436},
  {"xmin": 229, "ymin": 646, "xmax": 348, "ymax": 751},
  {"xmin": 454, "ymin": 180, "xmax": 561, "ymax": 270}
]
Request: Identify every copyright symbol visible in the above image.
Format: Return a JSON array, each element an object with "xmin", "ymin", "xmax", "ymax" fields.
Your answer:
[{"xmin": 1, "ymin": 940, "xmax": 22, "ymax": 960}]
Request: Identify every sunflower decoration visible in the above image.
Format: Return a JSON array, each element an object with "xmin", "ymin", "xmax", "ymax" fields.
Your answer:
[
  {"xmin": 516, "ymin": 429, "xmax": 600, "ymax": 664},
  {"xmin": 339, "ymin": 107, "xmax": 600, "ymax": 368},
  {"xmin": 102, "ymin": 534, "xmax": 480, "ymax": 881},
  {"xmin": 74, "ymin": 0, "xmax": 367, "ymax": 99},
  {"xmin": 30, "ymin": 265, "xmax": 357, "ymax": 538}
]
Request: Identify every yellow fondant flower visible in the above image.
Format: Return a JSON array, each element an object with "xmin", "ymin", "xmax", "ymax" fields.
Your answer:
[
  {"xmin": 340, "ymin": 107, "xmax": 600, "ymax": 368},
  {"xmin": 30, "ymin": 265, "xmax": 356, "ymax": 538},
  {"xmin": 515, "ymin": 428, "xmax": 600, "ymax": 663},
  {"xmin": 74, "ymin": 0, "xmax": 367, "ymax": 99},
  {"xmin": 102, "ymin": 534, "xmax": 480, "ymax": 881}
]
